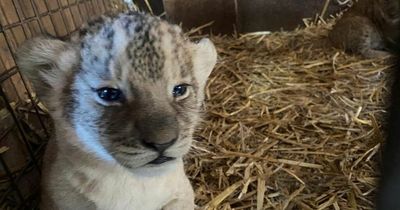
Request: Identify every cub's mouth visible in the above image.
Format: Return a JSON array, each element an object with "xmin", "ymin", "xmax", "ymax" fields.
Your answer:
[{"xmin": 149, "ymin": 155, "xmax": 176, "ymax": 165}]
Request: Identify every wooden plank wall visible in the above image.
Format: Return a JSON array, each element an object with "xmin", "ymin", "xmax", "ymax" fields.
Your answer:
[{"xmin": 163, "ymin": 0, "xmax": 347, "ymax": 35}]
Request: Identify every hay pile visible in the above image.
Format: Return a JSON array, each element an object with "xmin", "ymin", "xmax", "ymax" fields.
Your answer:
[{"xmin": 188, "ymin": 23, "xmax": 394, "ymax": 210}]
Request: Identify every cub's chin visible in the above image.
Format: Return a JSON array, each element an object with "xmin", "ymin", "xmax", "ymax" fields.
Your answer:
[
  {"xmin": 112, "ymin": 145, "xmax": 191, "ymax": 172},
  {"xmin": 115, "ymin": 153, "xmax": 179, "ymax": 169},
  {"xmin": 127, "ymin": 158, "xmax": 182, "ymax": 176}
]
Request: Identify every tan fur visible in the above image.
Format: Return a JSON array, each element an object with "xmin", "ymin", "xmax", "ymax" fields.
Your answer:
[{"xmin": 17, "ymin": 12, "xmax": 217, "ymax": 210}]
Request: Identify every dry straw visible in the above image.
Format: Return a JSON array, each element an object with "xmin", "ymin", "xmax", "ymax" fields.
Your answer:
[{"xmin": 187, "ymin": 21, "xmax": 394, "ymax": 209}]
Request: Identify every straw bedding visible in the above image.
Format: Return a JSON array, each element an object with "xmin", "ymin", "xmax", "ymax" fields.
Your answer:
[{"xmin": 188, "ymin": 22, "xmax": 394, "ymax": 210}]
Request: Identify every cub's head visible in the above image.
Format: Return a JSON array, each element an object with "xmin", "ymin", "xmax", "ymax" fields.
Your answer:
[{"xmin": 17, "ymin": 12, "xmax": 217, "ymax": 169}]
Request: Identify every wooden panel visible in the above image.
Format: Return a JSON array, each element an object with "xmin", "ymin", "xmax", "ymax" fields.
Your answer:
[
  {"xmin": 4, "ymin": 26, "xmax": 26, "ymax": 54},
  {"xmin": 102, "ymin": 0, "xmax": 110, "ymax": 11},
  {"xmin": 163, "ymin": 0, "xmax": 236, "ymax": 35},
  {"xmin": 164, "ymin": 0, "xmax": 346, "ymax": 34},
  {"xmin": 50, "ymin": 12, "xmax": 68, "ymax": 36},
  {"xmin": 97, "ymin": 0, "xmax": 106, "ymax": 14},
  {"xmin": 33, "ymin": 0, "xmax": 48, "ymax": 14},
  {"xmin": 85, "ymin": 1, "xmax": 96, "ymax": 20},
  {"xmin": 40, "ymin": 16, "xmax": 57, "ymax": 36},
  {"xmin": 237, "ymin": 0, "xmax": 344, "ymax": 32},
  {"xmin": 70, "ymin": 5, "xmax": 83, "ymax": 28},
  {"xmin": 0, "ymin": 34, "xmax": 16, "ymax": 71},
  {"xmin": 63, "ymin": 8, "xmax": 77, "ymax": 32},
  {"xmin": 46, "ymin": 0, "xmax": 59, "ymax": 11},
  {"xmin": 78, "ymin": 2, "xmax": 90, "ymax": 22},
  {"xmin": 91, "ymin": 0, "xmax": 101, "ymax": 16},
  {"xmin": 60, "ymin": 0, "xmax": 69, "ymax": 7},
  {"xmin": 21, "ymin": 24, "xmax": 33, "ymax": 39},
  {"xmin": 12, "ymin": 26, "xmax": 27, "ymax": 47},
  {"xmin": 27, "ymin": 20, "xmax": 42, "ymax": 36},
  {"xmin": 0, "ymin": 0, "xmax": 20, "ymax": 26},
  {"xmin": 17, "ymin": 0, "xmax": 36, "ymax": 19},
  {"xmin": 103, "ymin": 0, "xmax": 113, "ymax": 11},
  {"xmin": 10, "ymin": 73, "xmax": 27, "ymax": 101},
  {"xmin": 3, "ymin": 28, "xmax": 27, "ymax": 101}
]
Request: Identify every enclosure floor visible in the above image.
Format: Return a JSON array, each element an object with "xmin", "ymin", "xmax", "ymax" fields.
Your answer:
[{"xmin": 188, "ymin": 23, "xmax": 393, "ymax": 210}]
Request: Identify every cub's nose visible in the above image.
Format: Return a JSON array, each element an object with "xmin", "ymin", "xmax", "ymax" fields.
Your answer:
[
  {"xmin": 142, "ymin": 138, "xmax": 177, "ymax": 152},
  {"xmin": 136, "ymin": 113, "xmax": 179, "ymax": 152}
]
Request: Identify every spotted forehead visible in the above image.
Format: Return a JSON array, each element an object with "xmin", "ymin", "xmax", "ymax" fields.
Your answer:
[{"xmin": 79, "ymin": 12, "xmax": 193, "ymax": 82}]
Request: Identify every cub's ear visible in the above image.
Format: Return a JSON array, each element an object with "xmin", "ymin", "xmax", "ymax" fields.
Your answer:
[
  {"xmin": 16, "ymin": 36, "xmax": 78, "ymax": 99},
  {"xmin": 191, "ymin": 38, "xmax": 217, "ymax": 88}
]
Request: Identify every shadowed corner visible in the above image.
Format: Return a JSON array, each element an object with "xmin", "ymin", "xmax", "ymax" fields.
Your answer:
[{"xmin": 376, "ymin": 35, "xmax": 400, "ymax": 210}]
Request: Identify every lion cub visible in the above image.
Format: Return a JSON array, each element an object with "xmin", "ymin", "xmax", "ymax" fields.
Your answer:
[
  {"xmin": 329, "ymin": 0, "xmax": 400, "ymax": 58},
  {"xmin": 17, "ymin": 12, "xmax": 217, "ymax": 210}
]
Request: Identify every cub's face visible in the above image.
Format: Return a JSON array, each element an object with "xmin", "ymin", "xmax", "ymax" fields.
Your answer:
[{"xmin": 17, "ymin": 12, "xmax": 217, "ymax": 169}]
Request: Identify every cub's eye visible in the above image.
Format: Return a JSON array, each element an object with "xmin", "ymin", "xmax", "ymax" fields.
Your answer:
[
  {"xmin": 173, "ymin": 84, "xmax": 189, "ymax": 98},
  {"xmin": 96, "ymin": 87, "xmax": 123, "ymax": 102}
]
